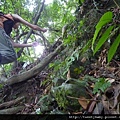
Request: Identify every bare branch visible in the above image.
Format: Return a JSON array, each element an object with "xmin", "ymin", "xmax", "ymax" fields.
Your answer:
[{"xmin": 17, "ymin": 0, "xmax": 46, "ymax": 58}]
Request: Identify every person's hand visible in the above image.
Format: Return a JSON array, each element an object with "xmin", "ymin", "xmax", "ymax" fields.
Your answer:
[
  {"xmin": 32, "ymin": 25, "xmax": 47, "ymax": 33},
  {"xmin": 41, "ymin": 28, "xmax": 47, "ymax": 33},
  {"xmin": 32, "ymin": 42, "xmax": 39, "ymax": 47}
]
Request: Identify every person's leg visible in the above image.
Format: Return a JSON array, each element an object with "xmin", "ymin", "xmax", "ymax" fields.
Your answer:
[{"xmin": 0, "ymin": 28, "xmax": 17, "ymax": 64}]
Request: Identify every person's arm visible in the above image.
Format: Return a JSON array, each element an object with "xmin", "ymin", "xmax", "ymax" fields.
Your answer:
[
  {"xmin": 11, "ymin": 14, "xmax": 47, "ymax": 32},
  {"xmin": 12, "ymin": 42, "xmax": 32, "ymax": 48},
  {"xmin": 10, "ymin": 39, "xmax": 32, "ymax": 48}
]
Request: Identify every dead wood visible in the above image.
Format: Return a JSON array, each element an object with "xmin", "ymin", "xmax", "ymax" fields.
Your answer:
[
  {"xmin": 0, "ymin": 106, "xmax": 24, "ymax": 114},
  {"xmin": 0, "ymin": 96, "xmax": 25, "ymax": 109},
  {"xmin": 5, "ymin": 44, "xmax": 64, "ymax": 86}
]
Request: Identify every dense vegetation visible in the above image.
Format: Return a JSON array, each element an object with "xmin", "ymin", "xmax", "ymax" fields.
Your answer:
[{"xmin": 0, "ymin": 0, "xmax": 120, "ymax": 116}]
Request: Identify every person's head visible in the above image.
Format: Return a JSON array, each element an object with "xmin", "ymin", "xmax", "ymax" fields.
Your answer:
[{"xmin": 13, "ymin": 22, "xmax": 20, "ymax": 29}]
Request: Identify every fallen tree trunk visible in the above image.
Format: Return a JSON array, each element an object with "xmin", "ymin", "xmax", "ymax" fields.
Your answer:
[
  {"xmin": 5, "ymin": 44, "xmax": 64, "ymax": 86},
  {"xmin": 0, "ymin": 96, "xmax": 25, "ymax": 109}
]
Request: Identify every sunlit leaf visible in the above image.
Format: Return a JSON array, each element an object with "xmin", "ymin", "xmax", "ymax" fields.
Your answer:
[{"xmin": 49, "ymin": 63, "xmax": 55, "ymax": 68}]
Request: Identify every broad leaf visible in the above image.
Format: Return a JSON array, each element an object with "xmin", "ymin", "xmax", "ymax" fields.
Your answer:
[
  {"xmin": 94, "ymin": 26, "xmax": 114, "ymax": 55},
  {"xmin": 92, "ymin": 11, "xmax": 113, "ymax": 50},
  {"xmin": 96, "ymin": 12, "xmax": 113, "ymax": 29},
  {"xmin": 108, "ymin": 34, "xmax": 120, "ymax": 63}
]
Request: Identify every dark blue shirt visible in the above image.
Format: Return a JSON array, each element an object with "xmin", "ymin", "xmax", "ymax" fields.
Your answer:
[{"xmin": 3, "ymin": 17, "xmax": 15, "ymax": 36}]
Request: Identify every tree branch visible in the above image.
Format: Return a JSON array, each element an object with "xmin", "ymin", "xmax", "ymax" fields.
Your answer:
[
  {"xmin": 33, "ymin": 31, "xmax": 51, "ymax": 48},
  {"xmin": 5, "ymin": 44, "xmax": 64, "ymax": 86},
  {"xmin": 17, "ymin": 0, "xmax": 45, "ymax": 58}
]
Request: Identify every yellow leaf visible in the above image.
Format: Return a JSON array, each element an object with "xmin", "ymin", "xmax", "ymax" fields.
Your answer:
[
  {"xmin": 107, "ymin": 67, "xmax": 116, "ymax": 72},
  {"xmin": 78, "ymin": 96, "xmax": 89, "ymax": 109},
  {"xmin": 81, "ymin": 57, "xmax": 86, "ymax": 63},
  {"xmin": 67, "ymin": 70, "xmax": 71, "ymax": 80}
]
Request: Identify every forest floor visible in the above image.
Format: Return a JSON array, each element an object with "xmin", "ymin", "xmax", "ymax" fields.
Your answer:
[{"xmin": 0, "ymin": 48, "xmax": 120, "ymax": 115}]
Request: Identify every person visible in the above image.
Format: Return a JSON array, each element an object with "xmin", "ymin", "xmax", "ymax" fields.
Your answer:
[{"xmin": 0, "ymin": 12, "xmax": 47, "ymax": 64}]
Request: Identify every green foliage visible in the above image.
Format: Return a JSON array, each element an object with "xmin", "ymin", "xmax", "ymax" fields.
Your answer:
[
  {"xmin": 0, "ymin": 0, "xmax": 27, "ymax": 14},
  {"xmin": 63, "ymin": 48, "xmax": 81, "ymax": 75},
  {"xmin": 80, "ymin": 0, "xmax": 84, "ymax": 3},
  {"xmin": 2, "ymin": 64, "xmax": 13, "ymax": 77},
  {"xmin": 92, "ymin": 11, "xmax": 113, "ymax": 50},
  {"xmin": 37, "ymin": 75, "xmax": 110, "ymax": 113},
  {"xmin": 49, "ymin": 45, "xmax": 82, "ymax": 79},
  {"xmin": 94, "ymin": 26, "xmax": 114, "ymax": 54},
  {"xmin": 1, "ymin": 0, "xmax": 118, "ymax": 114},
  {"xmin": 92, "ymin": 11, "xmax": 120, "ymax": 62},
  {"xmin": 51, "ymin": 78, "xmax": 88, "ymax": 111},
  {"xmin": 93, "ymin": 78, "xmax": 111, "ymax": 94},
  {"xmin": 36, "ymin": 95, "xmax": 50, "ymax": 114},
  {"xmin": 0, "ymin": 84, "xmax": 4, "ymax": 89},
  {"xmin": 108, "ymin": 34, "xmax": 120, "ymax": 63}
]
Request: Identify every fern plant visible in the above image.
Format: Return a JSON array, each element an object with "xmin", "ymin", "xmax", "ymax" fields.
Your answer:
[{"xmin": 93, "ymin": 78, "xmax": 111, "ymax": 94}]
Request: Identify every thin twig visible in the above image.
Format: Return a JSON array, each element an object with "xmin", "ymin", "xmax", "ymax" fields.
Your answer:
[
  {"xmin": 92, "ymin": 0, "xmax": 99, "ymax": 10},
  {"xmin": 67, "ymin": 95, "xmax": 100, "ymax": 102},
  {"xmin": 113, "ymin": 0, "xmax": 120, "ymax": 8}
]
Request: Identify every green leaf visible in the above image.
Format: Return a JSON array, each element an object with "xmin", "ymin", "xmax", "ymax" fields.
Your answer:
[
  {"xmin": 49, "ymin": 63, "xmax": 55, "ymax": 68},
  {"xmin": 94, "ymin": 26, "xmax": 114, "ymax": 55},
  {"xmin": 96, "ymin": 12, "xmax": 113, "ymax": 29},
  {"xmin": 93, "ymin": 78, "xmax": 111, "ymax": 94},
  {"xmin": 81, "ymin": 39, "xmax": 92, "ymax": 53},
  {"xmin": 92, "ymin": 11, "xmax": 113, "ymax": 50},
  {"xmin": 80, "ymin": 0, "xmax": 84, "ymax": 3},
  {"xmin": 0, "ymin": 84, "xmax": 3, "ymax": 89},
  {"xmin": 108, "ymin": 34, "xmax": 120, "ymax": 63}
]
